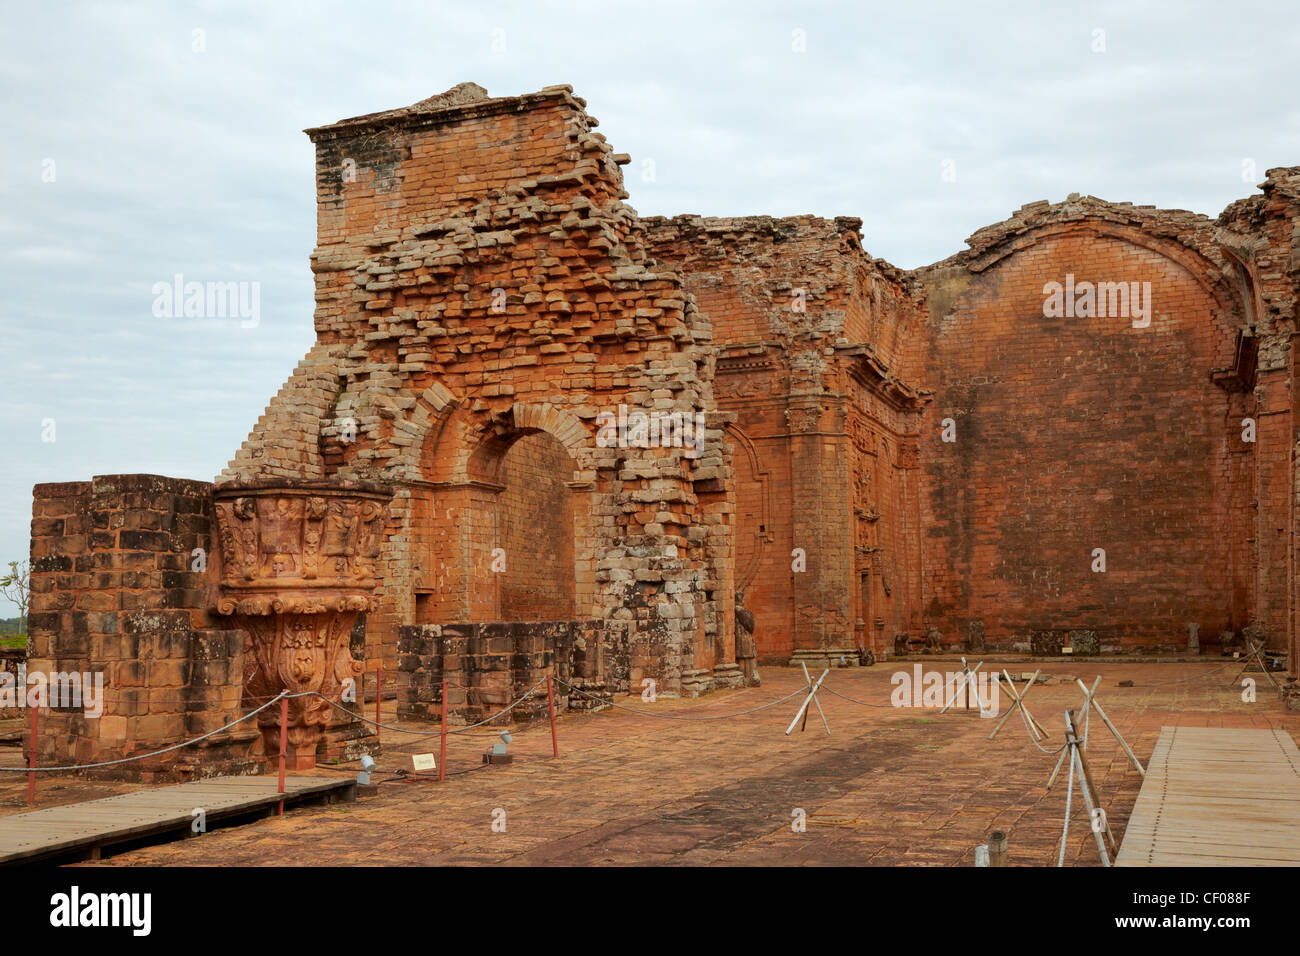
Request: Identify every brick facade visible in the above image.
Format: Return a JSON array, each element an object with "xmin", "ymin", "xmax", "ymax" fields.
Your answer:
[{"xmin": 28, "ymin": 86, "xmax": 1300, "ymax": 773}]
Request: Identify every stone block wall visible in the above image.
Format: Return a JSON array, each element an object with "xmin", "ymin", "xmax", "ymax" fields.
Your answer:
[
  {"xmin": 26, "ymin": 476, "xmax": 260, "ymax": 781},
  {"xmin": 397, "ymin": 619, "xmax": 631, "ymax": 722}
]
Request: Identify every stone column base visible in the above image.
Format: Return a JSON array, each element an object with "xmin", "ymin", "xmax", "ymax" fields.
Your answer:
[
  {"xmin": 711, "ymin": 662, "xmax": 745, "ymax": 689},
  {"xmin": 789, "ymin": 648, "xmax": 863, "ymax": 670},
  {"xmin": 680, "ymin": 668, "xmax": 713, "ymax": 697}
]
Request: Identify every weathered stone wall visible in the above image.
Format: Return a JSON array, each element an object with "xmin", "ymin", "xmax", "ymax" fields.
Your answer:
[
  {"xmin": 26, "ymin": 476, "xmax": 260, "ymax": 781},
  {"xmin": 396, "ymin": 619, "xmax": 629, "ymax": 722}
]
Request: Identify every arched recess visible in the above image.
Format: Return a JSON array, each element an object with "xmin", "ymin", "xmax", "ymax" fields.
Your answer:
[
  {"xmin": 724, "ymin": 422, "xmax": 773, "ymax": 593},
  {"xmin": 920, "ymin": 216, "xmax": 1253, "ymax": 648},
  {"xmin": 415, "ymin": 401, "xmax": 601, "ymax": 625},
  {"xmin": 968, "ymin": 219, "xmax": 1247, "ymax": 370}
]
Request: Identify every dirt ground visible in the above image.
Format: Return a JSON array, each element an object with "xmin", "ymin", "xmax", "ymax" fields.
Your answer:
[{"xmin": 2, "ymin": 658, "xmax": 1295, "ymax": 866}]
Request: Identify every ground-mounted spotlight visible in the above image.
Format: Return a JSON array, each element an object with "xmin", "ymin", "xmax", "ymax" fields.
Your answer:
[
  {"xmin": 483, "ymin": 728, "xmax": 514, "ymax": 765},
  {"xmin": 357, "ymin": 753, "xmax": 376, "ymax": 785}
]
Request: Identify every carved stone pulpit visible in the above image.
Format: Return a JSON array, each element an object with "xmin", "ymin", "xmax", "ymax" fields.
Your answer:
[{"xmin": 211, "ymin": 479, "xmax": 392, "ymax": 767}]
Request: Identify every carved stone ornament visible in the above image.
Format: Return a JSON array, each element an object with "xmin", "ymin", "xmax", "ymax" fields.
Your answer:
[{"xmin": 212, "ymin": 479, "xmax": 392, "ymax": 763}]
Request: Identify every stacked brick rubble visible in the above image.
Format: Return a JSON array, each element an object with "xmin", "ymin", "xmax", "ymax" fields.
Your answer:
[
  {"xmin": 221, "ymin": 84, "xmax": 736, "ymax": 697},
  {"xmin": 396, "ymin": 619, "xmax": 629, "ymax": 722}
]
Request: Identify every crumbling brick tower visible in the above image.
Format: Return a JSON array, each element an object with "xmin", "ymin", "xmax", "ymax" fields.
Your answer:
[{"xmin": 221, "ymin": 83, "xmax": 738, "ymax": 697}]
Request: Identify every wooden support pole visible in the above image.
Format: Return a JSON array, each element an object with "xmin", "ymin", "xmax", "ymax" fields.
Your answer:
[
  {"xmin": 785, "ymin": 669, "xmax": 830, "ymax": 736},
  {"xmin": 990, "ymin": 669, "xmax": 1046, "ymax": 740},
  {"xmin": 1074, "ymin": 679, "xmax": 1144, "ymax": 776},
  {"xmin": 939, "ymin": 660, "xmax": 984, "ymax": 715},
  {"xmin": 988, "ymin": 830, "xmax": 1008, "ymax": 867},
  {"xmin": 799, "ymin": 663, "xmax": 831, "ymax": 734},
  {"xmin": 1064, "ymin": 710, "xmax": 1111, "ymax": 867},
  {"xmin": 375, "ymin": 666, "xmax": 382, "ymax": 747},
  {"xmin": 1073, "ymin": 734, "xmax": 1118, "ymax": 857},
  {"xmin": 1048, "ymin": 676, "xmax": 1102, "ymax": 791}
]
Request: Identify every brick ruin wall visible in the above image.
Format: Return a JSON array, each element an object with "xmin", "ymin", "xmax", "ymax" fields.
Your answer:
[
  {"xmin": 196, "ymin": 79, "xmax": 1300, "ymax": 675},
  {"xmin": 642, "ymin": 216, "xmax": 927, "ymax": 663},
  {"xmin": 915, "ymin": 201, "xmax": 1254, "ymax": 652},
  {"xmin": 26, "ymin": 85, "xmax": 1300, "ymax": 767},
  {"xmin": 219, "ymin": 84, "xmax": 737, "ymax": 697},
  {"xmin": 25, "ymin": 476, "xmax": 262, "ymax": 780},
  {"xmin": 642, "ymin": 179, "xmax": 1300, "ymax": 662}
]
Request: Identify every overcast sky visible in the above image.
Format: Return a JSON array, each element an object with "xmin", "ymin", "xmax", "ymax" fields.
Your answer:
[{"xmin": 1, "ymin": 1, "xmax": 1297, "ymax": 615}]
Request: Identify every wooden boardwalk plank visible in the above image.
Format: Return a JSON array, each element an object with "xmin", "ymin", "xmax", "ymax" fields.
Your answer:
[
  {"xmin": 0, "ymin": 775, "xmax": 355, "ymax": 865},
  {"xmin": 1115, "ymin": 726, "xmax": 1300, "ymax": 867}
]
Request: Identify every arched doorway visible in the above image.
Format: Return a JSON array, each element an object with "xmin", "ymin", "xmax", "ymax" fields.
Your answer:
[{"xmin": 495, "ymin": 431, "xmax": 577, "ymax": 620}]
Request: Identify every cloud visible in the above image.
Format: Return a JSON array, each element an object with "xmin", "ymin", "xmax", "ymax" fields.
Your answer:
[{"xmin": 0, "ymin": 0, "xmax": 1297, "ymax": 614}]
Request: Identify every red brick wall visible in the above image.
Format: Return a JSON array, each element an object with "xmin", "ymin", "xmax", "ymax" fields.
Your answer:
[
  {"xmin": 917, "ymin": 228, "xmax": 1249, "ymax": 649},
  {"xmin": 222, "ymin": 86, "xmax": 737, "ymax": 695},
  {"xmin": 496, "ymin": 432, "xmax": 576, "ymax": 619}
]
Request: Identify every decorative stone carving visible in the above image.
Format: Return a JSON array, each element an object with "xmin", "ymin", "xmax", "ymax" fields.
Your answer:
[
  {"xmin": 734, "ymin": 590, "xmax": 760, "ymax": 687},
  {"xmin": 213, "ymin": 479, "xmax": 393, "ymax": 766}
]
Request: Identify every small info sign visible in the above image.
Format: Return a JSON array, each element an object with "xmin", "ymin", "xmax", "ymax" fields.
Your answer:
[{"xmin": 411, "ymin": 753, "xmax": 437, "ymax": 773}]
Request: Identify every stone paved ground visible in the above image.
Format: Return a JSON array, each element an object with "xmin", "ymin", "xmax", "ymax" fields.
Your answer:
[{"xmin": 2, "ymin": 659, "xmax": 1296, "ymax": 866}]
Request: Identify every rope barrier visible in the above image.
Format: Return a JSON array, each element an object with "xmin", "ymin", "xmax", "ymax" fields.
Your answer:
[
  {"xmin": 554, "ymin": 677, "xmax": 812, "ymax": 719},
  {"xmin": 0, "ymin": 692, "xmax": 289, "ymax": 772},
  {"xmin": 820, "ymin": 686, "xmax": 897, "ymax": 709},
  {"xmin": 1, "ymin": 659, "xmax": 1239, "ymax": 778},
  {"xmin": 308, "ymin": 680, "xmax": 546, "ymax": 738},
  {"xmin": 1136, "ymin": 658, "xmax": 1238, "ymax": 686}
]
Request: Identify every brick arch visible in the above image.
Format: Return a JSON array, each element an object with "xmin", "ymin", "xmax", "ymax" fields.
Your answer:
[
  {"xmin": 413, "ymin": 400, "xmax": 606, "ymax": 625},
  {"xmin": 328, "ymin": 380, "xmax": 462, "ymax": 484},
  {"xmin": 419, "ymin": 401, "xmax": 597, "ymax": 486},
  {"xmin": 919, "ymin": 217, "xmax": 1254, "ymax": 649},
  {"xmin": 967, "ymin": 219, "xmax": 1245, "ymax": 367},
  {"xmin": 725, "ymin": 421, "xmax": 771, "ymax": 592},
  {"xmin": 468, "ymin": 402, "xmax": 596, "ymax": 482}
]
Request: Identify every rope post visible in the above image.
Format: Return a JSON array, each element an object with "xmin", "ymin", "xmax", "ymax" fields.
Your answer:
[
  {"xmin": 375, "ymin": 666, "xmax": 382, "ymax": 748},
  {"xmin": 277, "ymin": 695, "xmax": 287, "ymax": 816},
  {"xmin": 988, "ymin": 830, "xmax": 1008, "ymax": 867},
  {"xmin": 438, "ymin": 678, "xmax": 447, "ymax": 782},
  {"xmin": 547, "ymin": 674, "xmax": 559, "ymax": 758},
  {"xmin": 26, "ymin": 703, "xmax": 38, "ymax": 806}
]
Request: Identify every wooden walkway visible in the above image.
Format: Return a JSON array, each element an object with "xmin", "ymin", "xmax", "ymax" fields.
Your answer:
[
  {"xmin": 1115, "ymin": 726, "xmax": 1300, "ymax": 866},
  {"xmin": 0, "ymin": 774, "xmax": 356, "ymax": 865}
]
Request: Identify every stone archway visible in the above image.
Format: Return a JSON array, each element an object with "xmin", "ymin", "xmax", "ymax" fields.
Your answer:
[{"xmin": 410, "ymin": 401, "xmax": 603, "ymax": 627}]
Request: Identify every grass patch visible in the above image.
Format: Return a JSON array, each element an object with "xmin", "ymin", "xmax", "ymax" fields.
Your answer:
[{"xmin": 0, "ymin": 634, "xmax": 27, "ymax": 649}]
